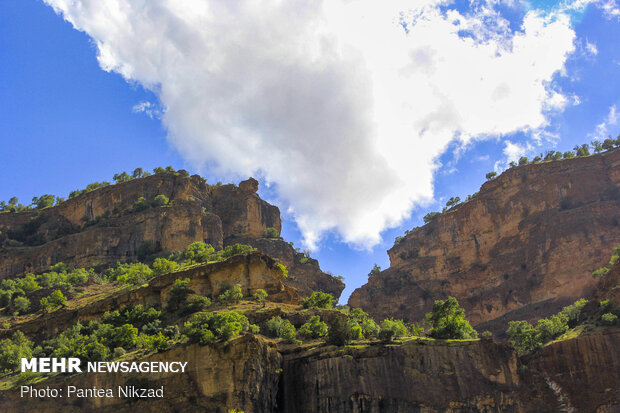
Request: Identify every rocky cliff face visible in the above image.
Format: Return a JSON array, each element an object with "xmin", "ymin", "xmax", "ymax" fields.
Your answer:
[
  {"xmin": 0, "ymin": 335, "xmax": 282, "ymax": 413},
  {"xmin": 230, "ymin": 237, "xmax": 345, "ymax": 300},
  {"xmin": 350, "ymin": 149, "xmax": 620, "ymax": 328},
  {"xmin": 2, "ymin": 252, "xmax": 297, "ymax": 342},
  {"xmin": 3, "ymin": 331, "xmax": 617, "ymax": 412},
  {"xmin": 0, "ymin": 174, "xmax": 280, "ymax": 279},
  {"xmin": 279, "ymin": 330, "xmax": 620, "ymax": 413}
]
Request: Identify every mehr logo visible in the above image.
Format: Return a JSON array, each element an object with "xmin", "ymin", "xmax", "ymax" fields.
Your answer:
[{"xmin": 21, "ymin": 358, "xmax": 82, "ymax": 373}]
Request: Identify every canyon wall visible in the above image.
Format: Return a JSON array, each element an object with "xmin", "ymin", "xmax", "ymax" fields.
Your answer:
[{"xmin": 349, "ymin": 149, "xmax": 620, "ymax": 329}]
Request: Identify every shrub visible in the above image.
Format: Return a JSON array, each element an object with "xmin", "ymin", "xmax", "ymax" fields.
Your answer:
[
  {"xmin": 102, "ymin": 305, "xmax": 161, "ymax": 329},
  {"xmin": 378, "ymin": 318, "xmax": 408, "ymax": 342},
  {"xmin": 276, "ymin": 263, "xmax": 288, "ymax": 278},
  {"xmin": 368, "ymin": 264, "xmax": 381, "ymax": 279},
  {"xmin": 298, "ymin": 316, "xmax": 328, "ymax": 339},
  {"xmin": 302, "ymin": 291, "xmax": 334, "ymax": 309},
  {"xmin": 168, "ymin": 278, "xmax": 194, "ymax": 311},
  {"xmin": 183, "ymin": 242, "xmax": 215, "ymax": 263},
  {"xmin": 253, "ymin": 289, "xmax": 268, "ymax": 304},
  {"xmin": 12, "ymin": 296, "xmax": 31, "ymax": 314},
  {"xmin": 485, "ymin": 171, "xmax": 498, "ymax": 180},
  {"xmin": 327, "ymin": 317, "xmax": 362, "ymax": 346},
  {"xmin": 183, "ymin": 311, "xmax": 250, "ymax": 344},
  {"xmin": 481, "ymin": 330, "xmax": 493, "ymax": 339},
  {"xmin": 152, "ymin": 194, "xmax": 170, "ymax": 206},
  {"xmin": 217, "ymin": 283, "xmax": 243, "ymax": 304},
  {"xmin": 408, "ymin": 322, "xmax": 425, "ymax": 337},
  {"xmin": 507, "ymin": 320, "xmax": 538, "ymax": 355},
  {"xmin": 152, "ymin": 258, "xmax": 180, "ymax": 276},
  {"xmin": 263, "ymin": 227, "xmax": 279, "ymax": 238},
  {"xmin": 143, "ymin": 332, "xmax": 170, "ymax": 352},
  {"xmin": 0, "ymin": 331, "xmax": 34, "ymax": 372},
  {"xmin": 116, "ymin": 263, "xmax": 153, "ymax": 285},
  {"xmin": 132, "ymin": 197, "xmax": 150, "ymax": 212},
  {"xmin": 423, "ymin": 211, "xmax": 441, "ymax": 223},
  {"xmin": 425, "ymin": 297, "xmax": 478, "ymax": 340},
  {"xmin": 183, "ymin": 296, "xmax": 212, "ymax": 314},
  {"xmin": 601, "ymin": 313, "xmax": 618, "ymax": 325},
  {"xmin": 266, "ymin": 316, "xmax": 299, "ymax": 343},
  {"xmin": 40, "ymin": 289, "xmax": 67, "ymax": 311}
]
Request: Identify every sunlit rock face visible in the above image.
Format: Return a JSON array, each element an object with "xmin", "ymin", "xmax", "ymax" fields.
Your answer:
[{"xmin": 350, "ymin": 149, "xmax": 620, "ymax": 332}]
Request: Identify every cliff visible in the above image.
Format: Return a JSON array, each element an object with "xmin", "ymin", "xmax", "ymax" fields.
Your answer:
[
  {"xmin": 1, "ymin": 252, "xmax": 297, "ymax": 342},
  {"xmin": 349, "ymin": 149, "xmax": 620, "ymax": 328},
  {"xmin": 229, "ymin": 237, "xmax": 345, "ymax": 300},
  {"xmin": 0, "ymin": 174, "xmax": 279, "ymax": 278},
  {"xmin": 0, "ymin": 173, "xmax": 343, "ymax": 299},
  {"xmin": 3, "ymin": 330, "xmax": 618, "ymax": 412}
]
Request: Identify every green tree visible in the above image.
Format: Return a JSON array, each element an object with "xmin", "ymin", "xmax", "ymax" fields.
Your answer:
[
  {"xmin": 591, "ymin": 140, "xmax": 603, "ymax": 153},
  {"xmin": 152, "ymin": 258, "xmax": 180, "ymax": 276},
  {"xmin": 40, "ymin": 289, "xmax": 67, "ymax": 311},
  {"xmin": 485, "ymin": 171, "xmax": 497, "ymax": 180},
  {"xmin": 183, "ymin": 241, "xmax": 214, "ymax": 263},
  {"xmin": 507, "ymin": 320, "xmax": 538, "ymax": 355},
  {"xmin": 32, "ymin": 194, "xmax": 55, "ymax": 209},
  {"xmin": 327, "ymin": 317, "xmax": 361, "ymax": 346},
  {"xmin": 424, "ymin": 297, "xmax": 478, "ymax": 339},
  {"xmin": 183, "ymin": 311, "xmax": 250, "ymax": 344},
  {"xmin": 302, "ymin": 291, "xmax": 334, "ymax": 309},
  {"xmin": 116, "ymin": 263, "xmax": 153, "ymax": 285},
  {"xmin": 423, "ymin": 211, "xmax": 440, "ymax": 223},
  {"xmin": 601, "ymin": 313, "xmax": 618, "ymax": 325},
  {"xmin": 132, "ymin": 168, "xmax": 144, "ymax": 178},
  {"xmin": 152, "ymin": 194, "xmax": 169, "ymax": 206},
  {"xmin": 12, "ymin": 296, "xmax": 31, "ymax": 314},
  {"xmin": 217, "ymin": 283, "xmax": 243, "ymax": 304},
  {"xmin": 602, "ymin": 138, "xmax": 617, "ymax": 151},
  {"xmin": 574, "ymin": 144, "xmax": 590, "ymax": 157},
  {"xmin": 0, "ymin": 331, "xmax": 34, "ymax": 372},
  {"xmin": 253, "ymin": 289, "xmax": 268, "ymax": 305},
  {"xmin": 263, "ymin": 227, "xmax": 279, "ymax": 238},
  {"xmin": 445, "ymin": 197, "xmax": 461, "ymax": 209},
  {"xmin": 183, "ymin": 296, "xmax": 212, "ymax": 314},
  {"xmin": 298, "ymin": 316, "xmax": 328, "ymax": 339},
  {"xmin": 113, "ymin": 172, "xmax": 131, "ymax": 183},
  {"xmin": 168, "ymin": 278, "xmax": 194, "ymax": 311},
  {"xmin": 368, "ymin": 264, "xmax": 381, "ymax": 279},
  {"xmin": 518, "ymin": 156, "xmax": 529, "ymax": 166},
  {"xmin": 378, "ymin": 318, "xmax": 408, "ymax": 342}
]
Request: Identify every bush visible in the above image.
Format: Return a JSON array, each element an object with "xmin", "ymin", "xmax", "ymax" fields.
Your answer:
[
  {"xmin": 485, "ymin": 171, "xmax": 497, "ymax": 180},
  {"xmin": 168, "ymin": 278, "xmax": 194, "ymax": 311},
  {"xmin": 40, "ymin": 289, "xmax": 67, "ymax": 311},
  {"xmin": 601, "ymin": 312, "xmax": 618, "ymax": 325},
  {"xmin": 12, "ymin": 296, "xmax": 31, "ymax": 314},
  {"xmin": 298, "ymin": 316, "xmax": 328, "ymax": 339},
  {"xmin": 424, "ymin": 297, "xmax": 478, "ymax": 340},
  {"xmin": 378, "ymin": 318, "xmax": 408, "ymax": 342},
  {"xmin": 253, "ymin": 289, "xmax": 268, "ymax": 304},
  {"xmin": 132, "ymin": 197, "xmax": 150, "ymax": 212},
  {"xmin": 327, "ymin": 317, "xmax": 361, "ymax": 346},
  {"xmin": 368, "ymin": 264, "xmax": 381, "ymax": 279},
  {"xmin": 423, "ymin": 212, "xmax": 440, "ymax": 224},
  {"xmin": 102, "ymin": 305, "xmax": 161, "ymax": 329},
  {"xmin": 408, "ymin": 322, "xmax": 425, "ymax": 337},
  {"xmin": 266, "ymin": 316, "xmax": 299, "ymax": 343},
  {"xmin": 115, "ymin": 263, "xmax": 154, "ymax": 285},
  {"xmin": 302, "ymin": 291, "xmax": 334, "ymax": 309},
  {"xmin": 152, "ymin": 194, "xmax": 170, "ymax": 206},
  {"xmin": 152, "ymin": 258, "xmax": 180, "ymax": 276},
  {"xmin": 481, "ymin": 330, "xmax": 493, "ymax": 339},
  {"xmin": 263, "ymin": 227, "xmax": 279, "ymax": 238},
  {"xmin": 183, "ymin": 311, "xmax": 250, "ymax": 344},
  {"xmin": 183, "ymin": 242, "xmax": 215, "ymax": 263},
  {"xmin": 0, "ymin": 331, "xmax": 34, "ymax": 372},
  {"xmin": 113, "ymin": 347, "xmax": 126, "ymax": 358},
  {"xmin": 183, "ymin": 296, "xmax": 212, "ymax": 314},
  {"xmin": 217, "ymin": 284, "xmax": 243, "ymax": 304},
  {"xmin": 143, "ymin": 332, "xmax": 170, "ymax": 352}
]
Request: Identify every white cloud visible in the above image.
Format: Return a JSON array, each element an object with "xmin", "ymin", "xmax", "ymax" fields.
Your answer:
[
  {"xmin": 594, "ymin": 105, "xmax": 620, "ymax": 138},
  {"xmin": 132, "ymin": 101, "xmax": 161, "ymax": 119},
  {"xmin": 44, "ymin": 0, "xmax": 579, "ymax": 248}
]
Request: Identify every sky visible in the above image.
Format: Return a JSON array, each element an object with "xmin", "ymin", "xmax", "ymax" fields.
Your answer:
[{"xmin": 1, "ymin": 0, "xmax": 619, "ymax": 302}]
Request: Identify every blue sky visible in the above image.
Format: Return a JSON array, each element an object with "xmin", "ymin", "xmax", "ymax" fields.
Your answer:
[{"xmin": 1, "ymin": 0, "xmax": 619, "ymax": 302}]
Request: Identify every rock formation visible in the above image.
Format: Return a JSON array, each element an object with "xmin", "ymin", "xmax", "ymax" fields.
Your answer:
[
  {"xmin": 350, "ymin": 149, "xmax": 620, "ymax": 330},
  {"xmin": 0, "ymin": 173, "xmax": 343, "ymax": 299}
]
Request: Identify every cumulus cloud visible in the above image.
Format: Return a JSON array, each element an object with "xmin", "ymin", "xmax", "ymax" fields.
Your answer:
[
  {"xmin": 44, "ymin": 0, "xmax": 580, "ymax": 248},
  {"xmin": 132, "ymin": 101, "xmax": 161, "ymax": 119},
  {"xmin": 594, "ymin": 105, "xmax": 620, "ymax": 138}
]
